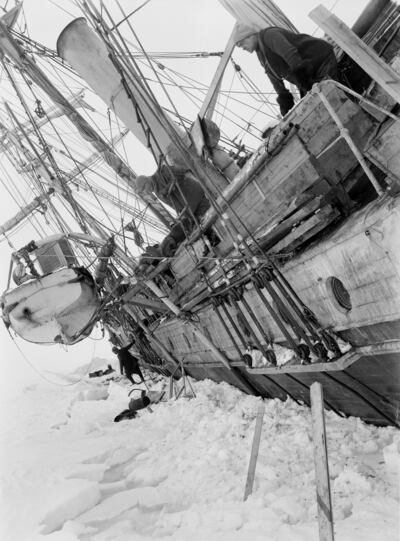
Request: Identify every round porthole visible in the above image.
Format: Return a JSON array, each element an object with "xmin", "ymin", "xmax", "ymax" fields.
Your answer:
[{"xmin": 326, "ymin": 276, "xmax": 352, "ymax": 312}]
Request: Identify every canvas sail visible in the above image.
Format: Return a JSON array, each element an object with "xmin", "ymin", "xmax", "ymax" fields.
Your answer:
[
  {"xmin": 218, "ymin": 0, "xmax": 297, "ymax": 32},
  {"xmin": 57, "ymin": 18, "xmax": 186, "ymax": 163}
]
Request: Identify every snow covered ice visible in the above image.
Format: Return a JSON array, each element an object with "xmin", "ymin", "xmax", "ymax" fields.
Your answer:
[{"xmin": 0, "ymin": 361, "xmax": 398, "ymax": 541}]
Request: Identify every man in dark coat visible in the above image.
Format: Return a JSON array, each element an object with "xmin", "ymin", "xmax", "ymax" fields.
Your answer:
[
  {"xmin": 135, "ymin": 165, "xmax": 211, "ymax": 255},
  {"xmin": 233, "ymin": 24, "xmax": 338, "ymax": 116},
  {"xmin": 112, "ymin": 341, "xmax": 145, "ymax": 385}
]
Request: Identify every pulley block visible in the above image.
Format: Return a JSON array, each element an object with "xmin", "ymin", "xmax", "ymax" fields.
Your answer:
[
  {"xmin": 295, "ymin": 343, "xmax": 311, "ymax": 363},
  {"xmin": 312, "ymin": 341, "xmax": 328, "ymax": 362},
  {"xmin": 228, "ymin": 286, "xmax": 244, "ymax": 303},
  {"xmin": 265, "ymin": 349, "xmax": 277, "ymax": 366},
  {"xmin": 320, "ymin": 330, "xmax": 341, "ymax": 358},
  {"xmin": 252, "ymin": 273, "xmax": 265, "ymax": 289},
  {"xmin": 260, "ymin": 267, "xmax": 274, "ymax": 284}
]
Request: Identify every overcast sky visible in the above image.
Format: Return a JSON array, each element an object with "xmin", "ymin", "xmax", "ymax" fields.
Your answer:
[{"xmin": 0, "ymin": 0, "xmax": 370, "ymax": 396}]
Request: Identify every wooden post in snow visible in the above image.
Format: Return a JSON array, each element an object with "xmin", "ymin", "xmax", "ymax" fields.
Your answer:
[
  {"xmin": 309, "ymin": 5, "xmax": 400, "ymax": 105},
  {"xmin": 310, "ymin": 382, "xmax": 335, "ymax": 541},
  {"xmin": 243, "ymin": 400, "xmax": 265, "ymax": 501}
]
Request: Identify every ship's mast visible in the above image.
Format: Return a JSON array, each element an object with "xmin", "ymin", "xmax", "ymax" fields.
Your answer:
[
  {"xmin": 0, "ymin": 18, "xmax": 174, "ymax": 228},
  {"xmin": 0, "ymin": 191, "xmax": 52, "ymax": 236}
]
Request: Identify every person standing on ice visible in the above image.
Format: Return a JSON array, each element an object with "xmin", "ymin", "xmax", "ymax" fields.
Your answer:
[
  {"xmin": 112, "ymin": 341, "xmax": 145, "ymax": 385},
  {"xmin": 233, "ymin": 24, "xmax": 338, "ymax": 116}
]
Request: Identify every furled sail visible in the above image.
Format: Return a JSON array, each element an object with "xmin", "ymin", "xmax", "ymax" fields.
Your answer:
[
  {"xmin": 57, "ymin": 17, "xmax": 238, "ymax": 183},
  {"xmin": 57, "ymin": 18, "xmax": 186, "ymax": 162},
  {"xmin": 218, "ymin": 0, "xmax": 297, "ymax": 31}
]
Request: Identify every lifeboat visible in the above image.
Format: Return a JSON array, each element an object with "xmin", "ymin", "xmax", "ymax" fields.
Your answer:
[
  {"xmin": 1, "ymin": 235, "xmax": 100, "ymax": 345},
  {"xmin": 2, "ymin": 266, "xmax": 100, "ymax": 345}
]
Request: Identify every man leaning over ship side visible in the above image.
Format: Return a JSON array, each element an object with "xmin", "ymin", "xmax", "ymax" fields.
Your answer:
[{"xmin": 233, "ymin": 23, "xmax": 338, "ymax": 117}]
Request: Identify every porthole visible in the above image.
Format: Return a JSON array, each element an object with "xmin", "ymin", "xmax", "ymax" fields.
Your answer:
[{"xmin": 326, "ymin": 276, "xmax": 352, "ymax": 312}]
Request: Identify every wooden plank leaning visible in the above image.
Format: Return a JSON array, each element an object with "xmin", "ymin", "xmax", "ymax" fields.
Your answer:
[
  {"xmin": 309, "ymin": 6, "xmax": 400, "ymax": 105},
  {"xmin": 243, "ymin": 400, "xmax": 265, "ymax": 501},
  {"xmin": 310, "ymin": 382, "xmax": 335, "ymax": 541}
]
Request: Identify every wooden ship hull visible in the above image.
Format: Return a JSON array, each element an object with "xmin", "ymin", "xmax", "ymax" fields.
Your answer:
[
  {"xmin": 128, "ymin": 75, "xmax": 399, "ymax": 427},
  {"xmin": 0, "ymin": 1, "xmax": 399, "ymax": 427},
  {"xmin": 54, "ymin": 1, "xmax": 400, "ymax": 427}
]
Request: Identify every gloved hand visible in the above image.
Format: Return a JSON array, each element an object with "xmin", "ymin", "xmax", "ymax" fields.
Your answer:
[
  {"xmin": 276, "ymin": 92, "xmax": 295, "ymax": 116},
  {"xmin": 292, "ymin": 60, "xmax": 313, "ymax": 95}
]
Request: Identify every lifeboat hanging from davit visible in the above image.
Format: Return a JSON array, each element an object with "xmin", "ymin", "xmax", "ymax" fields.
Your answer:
[{"xmin": 1, "ymin": 234, "xmax": 101, "ymax": 345}]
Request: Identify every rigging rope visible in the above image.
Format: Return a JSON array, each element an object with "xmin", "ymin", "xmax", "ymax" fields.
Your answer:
[{"xmin": 10, "ymin": 332, "xmax": 97, "ymax": 387}]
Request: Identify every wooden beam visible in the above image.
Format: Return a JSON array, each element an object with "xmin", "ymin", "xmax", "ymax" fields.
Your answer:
[
  {"xmin": 310, "ymin": 382, "xmax": 335, "ymax": 541},
  {"xmin": 198, "ymin": 30, "xmax": 236, "ymax": 120},
  {"xmin": 309, "ymin": 5, "xmax": 400, "ymax": 105},
  {"xmin": 122, "ymin": 293, "xmax": 170, "ymax": 313},
  {"xmin": 243, "ymin": 400, "xmax": 265, "ymax": 501},
  {"xmin": 247, "ymin": 349, "xmax": 358, "ymax": 374}
]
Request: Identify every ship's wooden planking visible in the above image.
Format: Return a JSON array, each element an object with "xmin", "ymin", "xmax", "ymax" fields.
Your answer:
[
  {"xmin": 135, "ymin": 6, "xmax": 400, "ymax": 428},
  {"xmin": 167, "ymin": 81, "xmax": 376, "ymax": 307},
  {"xmin": 179, "ymin": 345, "xmax": 400, "ymax": 427},
  {"xmin": 142, "ymin": 78, "xmax": 400, "ymax": 427}
]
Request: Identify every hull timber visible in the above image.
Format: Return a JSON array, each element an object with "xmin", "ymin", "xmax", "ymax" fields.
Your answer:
[
  {"xmin": 183, "ymin": 342, "xmax": 400, "ymax": 427},
  {"xmin": 136, "ymin": 81, "xmax": 400, "ymax": 427}
]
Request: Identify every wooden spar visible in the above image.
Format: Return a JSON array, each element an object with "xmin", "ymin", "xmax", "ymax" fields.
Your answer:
[
  {"xmin": 243, "ymin": 400, "xmax": 265, "ymax": 501},
  {"xmin": 0, "ymin": 90, "xmax": 91, "ymax": 150},
  {"xmin": 198, "ymin": 30, "xmax": 236, "ymax": 120},
  {"xmin": 199, "ymin": 0, "xmax": 301, "ymax": 122},
  {"xmin": 309, "ymin": 5, "xmax": 400, "ymax": 105},
  {"xmin": 122, "ymin": 293, "xmax": 170, "ymax": 313},
  {"xmin": 0, "ymin": 193, "xmax": 51, "ymax": 236},
  {"xmin": 310, "ymin": 382, "xmax": 335, "ymax": 541}
]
